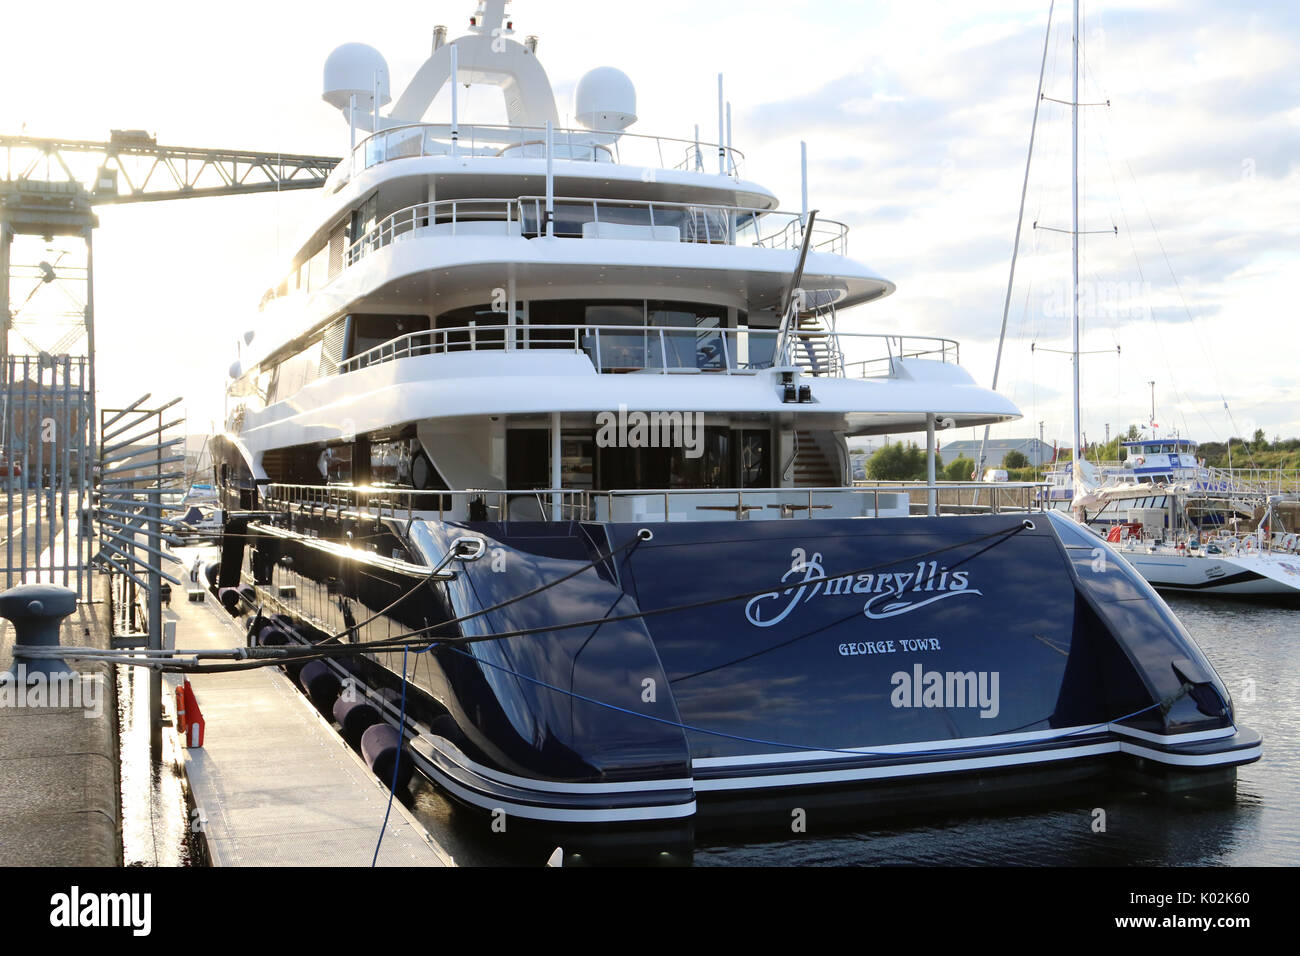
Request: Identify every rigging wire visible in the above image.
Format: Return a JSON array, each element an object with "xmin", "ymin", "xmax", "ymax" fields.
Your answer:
[
  {"xmin": 1022, "ymin": 10, "xmax": 1081, "ymax": 450},
  {"xmin": 371, "ymin": 644, "xmax": 409, "ymax": 867},
  {"xmin": 974, "ymin": 0, "xmax": 1056, "ymax": 481},
  {"xmin": 330, "ymin": 523, "xmax": 1033, "ymax": 655},
  {"xmin": 318, "ymin": 528, "xmax": 646, "ymax": 646},
  {"xmin": 1079, "ymin": 43, "xmax": 1245, "ymax": 453},
  {"xmin": 669, "ymin": 520, "xmax": 1022, "ymax": 683},
  {"xmin": 33, "ymin": 523, "xmax": 1034, "ymax": 674}
]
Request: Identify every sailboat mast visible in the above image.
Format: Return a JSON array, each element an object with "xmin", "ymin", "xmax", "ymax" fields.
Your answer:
[{"xmin": 1071, "ymin": 0, "xmax": 1082, "ymax": 466}]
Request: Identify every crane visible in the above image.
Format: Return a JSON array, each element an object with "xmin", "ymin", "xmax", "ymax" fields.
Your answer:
[
  {"xmin": 1, "ymin": 130, "xmax": 340, "ymax": 204},
  {"xmin": 1, "ymin": 130, "xmax": 342, "ymax": 363}
]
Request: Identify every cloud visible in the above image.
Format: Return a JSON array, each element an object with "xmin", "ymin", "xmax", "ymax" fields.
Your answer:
[
  {"xmin": 741, "ymin": 1, "xmax": 1299, "ymax": 439},
  {"xmin": 2, "ymin": 0, "xmax": 1293, "ymax": 443}
]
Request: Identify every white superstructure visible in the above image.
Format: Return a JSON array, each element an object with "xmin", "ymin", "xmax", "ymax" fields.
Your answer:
[{"xmin": 220, "ymin": 1, "xmax": 1020, "ymax": 515}]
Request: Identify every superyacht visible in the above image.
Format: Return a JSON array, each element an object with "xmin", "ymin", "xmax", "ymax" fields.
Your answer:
[{"xmin": 209, "ymin": 2, "xmax": 1259, "ymax": 853}]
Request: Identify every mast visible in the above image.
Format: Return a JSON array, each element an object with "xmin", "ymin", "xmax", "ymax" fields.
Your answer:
[{"xmin": 1070, "ymin": 0, "xmax": 1082, "ymax": 472}]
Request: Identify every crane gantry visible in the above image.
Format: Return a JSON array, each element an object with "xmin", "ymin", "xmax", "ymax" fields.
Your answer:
[
  {"xmin": 1, "ymin": 130, "xmax": 340, "ymax": 204},
  {"xmin": 1, "ymin": 129, "xmax": 341, "ymax": 365}
]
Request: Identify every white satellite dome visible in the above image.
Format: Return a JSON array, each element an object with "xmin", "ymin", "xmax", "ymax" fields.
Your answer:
[
  {"xmin": 323, "ymin": 43, "xmax": 391, "ymax": 110},
  {"xmin": 573, "ymin": 67, "xmax": 637, "ymax": 131}
]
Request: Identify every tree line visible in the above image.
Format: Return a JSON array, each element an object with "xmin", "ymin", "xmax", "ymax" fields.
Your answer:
[{"xmin": 854, "ymin": 425, "xmax": 1300, "ymax": 483}]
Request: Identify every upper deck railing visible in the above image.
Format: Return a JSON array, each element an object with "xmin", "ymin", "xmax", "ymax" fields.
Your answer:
[
  {"xmin": 336, "ymin": 322, "xmax": 959, "ymax": 379},
  {"xmin": 841, "ymin": 338, "xmax": 961, "ymax": 376},
  {"xmin": 327, "ymin": 122, "xmax": 746, "ymax": 190},
  {"xmin": 342, "ymin": 194, "xmax": 849, "ymax": 269},
  {"xmin": 1209, "ymin": 467, "xmax": 1300, "ymax": 495},
  {"xmin": 258, "ymin": 480, "xmax": 1046, "ymax": 525}
]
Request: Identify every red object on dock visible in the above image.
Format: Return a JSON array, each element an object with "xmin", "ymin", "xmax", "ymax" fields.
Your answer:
[{"xmin": 175, "ymin": 679, "xmax": 205, "ymax": 748}]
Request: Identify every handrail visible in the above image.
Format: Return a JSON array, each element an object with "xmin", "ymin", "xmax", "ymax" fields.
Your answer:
[
  {"xmin": 265, "ymin": 194, "xmax": 851, "ymax": 306},
  {"xmin": 344, "ymin": 197, "xmax": 519, "ymax": 266},
  {"xmin": 259, "ymin": 480, "xmax": 1048, "ymax": 525},
  {"xmin": 329, "ymin": 122, "xmax": 747, "ymax": 190},
  {"xmin": 842, "ymin": 337, "xmax": 962, "ymax": 376},
  {"xmin": 335, "ymin": 323, "xmax": 961, "ymax": 378},
  {"xmin": 340, "ymin": 194, "xmax": 850, "ymax": 271},
  {"xmin": 514, "ymin": 194, "xmax": 846, "ymax": 251}
]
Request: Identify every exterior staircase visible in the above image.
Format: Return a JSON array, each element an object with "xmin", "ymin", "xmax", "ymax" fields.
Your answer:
[
  {"xmin": 789, "ymin": 305, "xmax": 843, "ymax": 377},
  {"xmin": 791, "ymin": 430, "xmax": 842, "ymax": 487}
]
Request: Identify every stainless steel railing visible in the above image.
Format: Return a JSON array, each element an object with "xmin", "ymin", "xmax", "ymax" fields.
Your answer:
[
  {"xmin": 258, "ymin": 480, "xmax": 1047, "ymax": 526},
  {"xmin": 842, "ymin": 337, "xmax": 961, "ymax": 376},
  {"xmin": 341, "ymin": 194, "xmax": 849, "ymax": 271},
  {"xmin": 335, "ymin": 323, "xmax": 961, "ymax": 378},
  {"xmin": 343, "ymin": 198, "xmax": 520, "ymax": 267},
  {"xmin": 327, "ymin": 122, "xmax": 747, "ymax": 190}
]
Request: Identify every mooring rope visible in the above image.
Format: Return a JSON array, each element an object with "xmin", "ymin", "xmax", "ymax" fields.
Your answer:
[{"xmin": 12, "ymin": 520, "xmax": 1037, "ymax": 672}]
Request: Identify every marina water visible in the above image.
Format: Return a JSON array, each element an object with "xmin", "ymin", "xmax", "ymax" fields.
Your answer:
[
  {"xmin": 394, "ymin": 594, "xmax": 1296, "ymax": 866},
  {"xmin": 693, "ymin": 595, "xmax": 1298, "ymax": 866}
]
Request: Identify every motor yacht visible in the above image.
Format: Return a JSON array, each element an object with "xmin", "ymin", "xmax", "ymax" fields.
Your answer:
[{"xmin": 208, "ymin": 1, "xmax": 1259, "ymax": 854}]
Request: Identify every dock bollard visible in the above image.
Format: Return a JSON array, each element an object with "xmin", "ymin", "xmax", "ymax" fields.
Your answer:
[{"xmin": 0, "ymin": 583, "xmax": 78, "ymax": 682}]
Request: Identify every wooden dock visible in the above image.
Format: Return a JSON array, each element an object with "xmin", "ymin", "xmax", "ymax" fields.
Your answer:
[{"xmin": 164, "ymin": 582, "xmax": 454, "ymax": 867}]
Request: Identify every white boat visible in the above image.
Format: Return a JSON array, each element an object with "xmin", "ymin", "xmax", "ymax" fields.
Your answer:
[
  {"xmin": 1115, "ymin": 540, "xmax": 1300, "ymax": 597},
  {"xmin": 1042, "ymin": 438, "xmax": 1300, "ymax": 598},
  {"xmin": 204, "ymin": 1, "xmax": 1259, "ymax": 856},
  {"xmin": 1097, "ymin": 496, "xmax": 1300, "ymax": 598},
  {"xmin": 1043, "ymin": 436, "xmax": 1252, "ymax": 512}
]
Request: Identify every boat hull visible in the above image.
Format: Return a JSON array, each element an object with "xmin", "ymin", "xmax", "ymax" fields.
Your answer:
[
  {"xmin": 221, "ymin": 508, "xmax": 1261, "ymax": 853},
  {"xmin": 1116, "ymin": 546, "xmax": 1300, "ymax": 597}
]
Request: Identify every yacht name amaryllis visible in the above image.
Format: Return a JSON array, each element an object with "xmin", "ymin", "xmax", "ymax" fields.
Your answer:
[{"xmin": 744, "ymin": 553, "xmax": 978, "ymax": 627}]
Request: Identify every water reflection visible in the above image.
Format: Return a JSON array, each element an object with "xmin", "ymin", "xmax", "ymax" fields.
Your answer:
[
  {"xmin": 695, "ymin": 594, "xmax": 1296, "ymax": 866},
  {"xmin": 118, "ymin": 661, "xmax": 195, "ymax": 866}
]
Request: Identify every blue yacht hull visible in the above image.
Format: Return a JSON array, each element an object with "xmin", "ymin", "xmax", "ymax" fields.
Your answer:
[{"xmin": 225, "ymin": 509, "xmax": 1260, "ymax": 853}]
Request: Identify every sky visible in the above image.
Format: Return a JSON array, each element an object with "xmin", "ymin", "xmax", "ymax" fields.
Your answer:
[{"xmin": 2, "ymin": 0, "xmax": 1296, "ymax": 450}]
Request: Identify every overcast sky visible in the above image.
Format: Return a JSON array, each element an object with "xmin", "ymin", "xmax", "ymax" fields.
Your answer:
[{"xmin": 2, "ymin": 0, "xmax": 1296, "ymax": 449}]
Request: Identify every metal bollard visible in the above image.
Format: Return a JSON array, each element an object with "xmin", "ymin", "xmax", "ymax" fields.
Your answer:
[{"xmin": 0, "ymin": 583, "xmax": 78, "ymax": 681}]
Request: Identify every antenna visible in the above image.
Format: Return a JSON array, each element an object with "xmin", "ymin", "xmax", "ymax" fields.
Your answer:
[
  {"xmin": 450, "ymin": 42, "xmax": 460, "ymax": 158},
  {"xmin": 725, "ymin": 101, "xmax": 733, "ymax": 175},
  {"xmin": 717, "ymin": 74, "xmax": 725, "ymax": 175},
  {"xmin": 800, "ymin": 141, "xmax": 808, "ymax": 220},
  {"xmin": 544, "ymin": 121, "xmax": 554, "ymax": 237},
  {"xmin": 1070, "ymin": 0, "xmax": 1081, "ymax": 475}
]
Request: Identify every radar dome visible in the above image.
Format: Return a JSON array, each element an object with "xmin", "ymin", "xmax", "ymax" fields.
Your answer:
[
  {"xmin": 573, "ymin": 67, "xmax": 637, "ymax": 131},
  {"xmin": 323, "ymin": 43, "xmax": 391, "ymax": 110}
]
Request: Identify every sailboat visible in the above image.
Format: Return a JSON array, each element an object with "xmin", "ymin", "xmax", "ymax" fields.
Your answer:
[{"xmin": 990, "ymin": 1, "xmax": 1300, "ymax": 600}]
